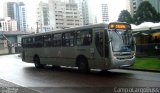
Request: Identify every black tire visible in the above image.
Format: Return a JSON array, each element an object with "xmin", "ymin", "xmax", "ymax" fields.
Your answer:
[
  {"xmin": 52, "ymin": 65, "xmax": 61, "ymax": 69},
  {"xmin": 77, "ymin": 58, "xmax": 90, "ymax": 73},
  {"xmin": 33, "ymin": 56, "xmax": 44, "ymax": 69}
]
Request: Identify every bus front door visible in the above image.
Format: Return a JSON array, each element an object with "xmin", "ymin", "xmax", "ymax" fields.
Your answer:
[{"xmin": 94, "ymin": 28, "xmax": 105, "ymax": 69}]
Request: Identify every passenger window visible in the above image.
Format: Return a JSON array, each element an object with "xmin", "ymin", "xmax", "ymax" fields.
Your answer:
[
  {"xmin": 28, "ymin": 38, "xmax": 33, "ymax": 48},
  {"xmin": 62, "ymin": 32, "xmax": 75, "ymax": 47},
  {"xmin": 22, "ymin": 38, "xmax": 27, "ymax": 48},
  {"xmin": 22, "ymin": 37, "xmax": 33, "ymax": 48},
  {"xmin": 76, "ymin": 29, "xmax": 92, "ymax": 46},
  {"xmin": 43, "ymin": 35, "xmax": 52, "ymax": 47},
  {"xmin": 52, "ymin": 34, "xmax": 61, "ymax": 47},
  {"xmin": 35, "ymin": 36, "xmax": 43, "ymax": 47}
]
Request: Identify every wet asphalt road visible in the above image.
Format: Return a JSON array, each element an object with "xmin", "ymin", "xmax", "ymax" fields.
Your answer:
[{"xmin": 0, "ymin": 54, "xmax": 160, "ymax": 93}]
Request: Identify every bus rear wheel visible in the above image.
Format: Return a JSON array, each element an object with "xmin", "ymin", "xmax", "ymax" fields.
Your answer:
[
  {"xmin": 33, "ymin": 56, "xmax": 45, "ymax": 69},
  {"xmin": 77, "ymin": 58, "xmax": 90, "ymax": 73}
]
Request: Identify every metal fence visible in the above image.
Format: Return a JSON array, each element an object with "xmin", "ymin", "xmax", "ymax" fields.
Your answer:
[{"xmin": 136, "ymin": 43, "xmax": 160, "ymax": 56}]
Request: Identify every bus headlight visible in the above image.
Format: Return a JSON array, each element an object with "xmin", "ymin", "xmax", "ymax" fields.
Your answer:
[{"xmin": 131, "ymin": 51, "xmax": 135, "ymax": 55}]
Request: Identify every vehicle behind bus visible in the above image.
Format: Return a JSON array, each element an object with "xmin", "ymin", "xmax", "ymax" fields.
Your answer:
[{"xmin": 21, "ymin": 22, "xmax": 135, "ymax": 72}]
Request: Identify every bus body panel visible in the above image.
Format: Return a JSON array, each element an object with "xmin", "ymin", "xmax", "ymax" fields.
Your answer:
[
  {"xmin": 92, "ymin": 28, "xmax": 109, "ymax": 69},
  {"xmin": 21, "ymin": 23, "xmax": 136, "ymax": 70}
]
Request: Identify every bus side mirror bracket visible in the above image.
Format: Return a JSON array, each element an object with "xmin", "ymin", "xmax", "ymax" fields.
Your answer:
[
  {"xmin": 108, "ymin": 38, "xmax": 112, "ymax": 43},
  {"xmin": 105, "ymin": 38, "xmax": 112, "ymax": 46}
]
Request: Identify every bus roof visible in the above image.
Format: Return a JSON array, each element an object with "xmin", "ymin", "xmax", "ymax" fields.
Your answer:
[
  {"xmin": 22, "ymin": 23, "xmax": 108, "ymax": 38},
  {"xmin": 22, "ymin": 22, "xmax": 130, "ymax": 38}
]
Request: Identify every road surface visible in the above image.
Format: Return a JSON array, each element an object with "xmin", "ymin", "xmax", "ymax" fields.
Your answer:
[{"xmin": 0, "ymin": 54, "xmax": 160, "ymax": 93}]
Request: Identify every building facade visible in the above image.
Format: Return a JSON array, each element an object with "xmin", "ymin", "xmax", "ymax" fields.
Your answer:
[
  {"xmin": 4, "ymin": 2, "xmax": 27, "ymax": 31},
  {"xmin": 47, "ymin": 0, "xmax": 82, "ymax": 31},
  {"xmin": 101, "ymin": 3, "xmax": 109, "ymax": 22},
  {"xmin": 81, "ymin": 0, "xmax": 89, "ymax": 25},
  {"xmin": 81, "ymin": 0, "xmax": 98, "ymax": 25},
  {"xmin": 126, "ymin": 0, "xmax": 143, "ymax": 16},
  {"xmin": 37, "ymin": 1, "xmax": 49, "ymax": 32},
  {"xmin": 0, "ymin": 17, "xmax": 17, "ymax": 31},
  {"xmin": 37, "ymin": 0, "xmax": 101, "ymax": 31}
]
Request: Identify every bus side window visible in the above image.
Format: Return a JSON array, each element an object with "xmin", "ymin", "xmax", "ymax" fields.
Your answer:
[
  {"xmin": 53, "ymin": 34, "xmax": 61, "ymax": 47},
  {"xmin": 35, "ymin": 36, "xmax": 43, "ymax": 47},
  {"xmin": 62, "ymin": 33, "xmax": 69, "ymax": 47},
  {"xmin": 32, "ymin": 37, "xmax": 35, "ymax": 47},
  {"xmin": 62, "ymin": 32, "xmax": 75, "ymax": 47},
  {"xmin": 43, "ymin": 35, "xmax": 51, "ymax": 47},
  {"xmin": 22, "ymin": 38, "xmax": 26, "ymax": 48},
  {"xmin": 52, "ymin": 34, "xmax": 55, "ymax": 47},
  {"xmin": 76, "ymin": 29, "xmax": 92, "ymax": 46},
  {"xmin": 25, "ymin": 38, "xmax": 29, "ymax": 48},
  {"xmin": 26, "ymin": 38, "xmax": 30, "ymax": 48},
  {"xmin": 28, "ymin": 37, "xmax": 33, "ymax": 48},
  {"xmin": 70, "ymin": 32, "xmax": 75, "ymax": 46},
  {"xmin": 76, "ymin": 31, "xmax": 81, "ymax": 45},
  {"xmin": 83, "ymin": 29, "xmax": 92, "ymax": 45}
]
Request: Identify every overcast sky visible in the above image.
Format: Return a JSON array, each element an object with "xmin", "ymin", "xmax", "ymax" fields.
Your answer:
[{"xmin": 0, "ymin": 0, "xmax": 126, "ymax": 28}]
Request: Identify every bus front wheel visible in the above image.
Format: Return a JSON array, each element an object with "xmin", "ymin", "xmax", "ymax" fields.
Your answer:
[
  {"xmin": 77, "ymin": 58, "xmax": 90, "ymax": 73},
  {"xmin": 33, "ymin": 56, "xmax": 44, "ymax": 69}
]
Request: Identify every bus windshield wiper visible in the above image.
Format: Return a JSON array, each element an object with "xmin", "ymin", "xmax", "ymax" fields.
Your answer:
[
  {"xmin": 114, "ymin": 30, "xmax": 124, "ymax": 42},
  {"xmin": 114, "ymin": 30, "xmax": 126, "ymax": 52}
]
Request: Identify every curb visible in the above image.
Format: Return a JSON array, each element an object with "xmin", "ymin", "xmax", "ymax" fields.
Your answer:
[
  {"xmin": 0, "ymin": 79, "xmax": 40, "ymax": 93},
  {"xmin": 122, "ymin": 67, "xmax": 160, "ymax": 73},
  {"xmin": 0, "ymin": 53, "xmax": 19, "ymax": 56}
]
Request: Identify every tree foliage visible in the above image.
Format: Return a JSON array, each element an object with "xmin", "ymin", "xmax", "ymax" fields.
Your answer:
[
  {"xmin": 118, "ymin": 10, "xmax": 133, "ymax": 24},
  {"xmin": 134, "ymin": 1, "xmax": 159, "ymax": 25}
]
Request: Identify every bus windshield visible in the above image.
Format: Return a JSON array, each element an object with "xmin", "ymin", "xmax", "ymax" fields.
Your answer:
[{"xmin": 109, "ymin": 30, "xmax": 134, "ymax": 52}]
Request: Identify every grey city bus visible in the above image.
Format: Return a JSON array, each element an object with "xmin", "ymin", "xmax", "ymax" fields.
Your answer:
[{"xmin": 21, "ymin": 22, "xmax": 136, "ymax": 72}]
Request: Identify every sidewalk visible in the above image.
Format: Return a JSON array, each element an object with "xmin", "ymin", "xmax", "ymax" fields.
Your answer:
[
  {"xmin": 122, "ymin": 67, "xmax": 160, "ymax": 73},
  {"xmin": 0, "ymin": 79, "xmax": 39, "ymax": 93}
]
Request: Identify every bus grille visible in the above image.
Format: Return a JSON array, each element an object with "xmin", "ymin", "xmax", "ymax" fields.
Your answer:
[{"xmin": 116, "ymin": 56, "xmax": 133, "ymax": 60}]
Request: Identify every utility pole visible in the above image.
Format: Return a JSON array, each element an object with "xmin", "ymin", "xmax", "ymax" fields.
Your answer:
[{"xmin": 36, "ymin": 22, "xmax": 39, "ymax": 33}]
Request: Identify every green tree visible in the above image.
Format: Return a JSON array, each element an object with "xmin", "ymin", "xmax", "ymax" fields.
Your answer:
[
  {"xmin": 134, "ymin": 1, "xmax": 159, "ymax": 25},
  {"xmin": 118, "ymin": 10, "xmax": 133, "ymax": 24}
]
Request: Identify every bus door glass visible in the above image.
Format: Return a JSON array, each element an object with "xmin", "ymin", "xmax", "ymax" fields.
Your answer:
[
  {"xmin": 95, "ymin": 29, "xmax": 105, "ymax": 57},
  {"xmin": 105, "ymin": 29, "xmax": 109, "ymax": 58}
]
